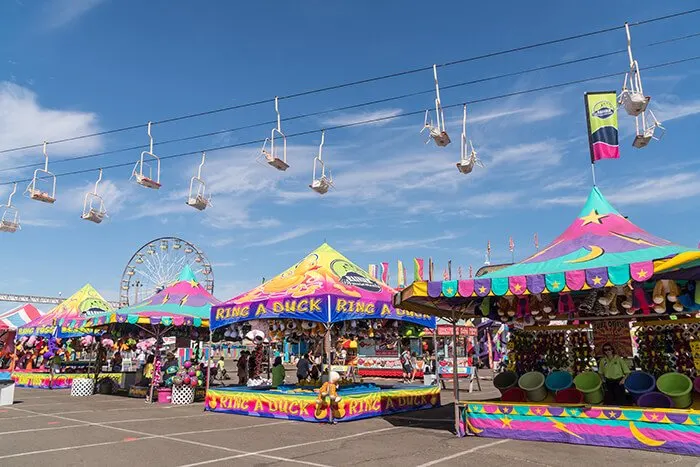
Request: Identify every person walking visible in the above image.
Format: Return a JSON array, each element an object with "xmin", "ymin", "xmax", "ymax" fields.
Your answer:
[
  {"xmin": 237, "ymin": 351, "xmax": 248, "ymax": 385},
  {"xmin": 400, "ymin": 347, "xmax": 413, "ymax": 383}
]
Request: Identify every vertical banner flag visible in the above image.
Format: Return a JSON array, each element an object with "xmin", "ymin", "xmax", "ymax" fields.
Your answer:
[
  {"xmin": 381, "ymin": 262, "xmax": 389, "ymax": 284},
  {"xmin": 443, "ymin": 269, "xmax": 449, "ymax": 280},
  {"xmin": 534, "ymin": 232, "xmax": 539, "ymax": 251},
  {"xmin": 584, "ymin": 91, "xmax": 620, "ymax": 162},
  {"xmin": 403, "ymin": 263, "xmax": 407, "ymax": 287},
  {"xmin": 458, "ymin": 266, "xmax": 463, "ymax": 279},
  {"xmin": 397, "ymin": 260, "xmax": 405, "ymax": 289},
  {"xmin": 468, "ymin": 265, "xmax": 473, "ymax": 279},
  {"xmin": 509, "ymin": 236, "xmax": 514, "ymax": 252},
  {"xmin": 368, "ymin": 264, "xmax": 376, "ymax": 279},
  {"xmin": 414, "ymin": 258, "xmax": 424, "ymax": 281}
]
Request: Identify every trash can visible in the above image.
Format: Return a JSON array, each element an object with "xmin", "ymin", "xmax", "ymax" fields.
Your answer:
[
  {"xmin": 423, "ymin": 374, "xmax": 436, "ymax": 386},
  {"xmin": 70, "ymin": 378, "xmax": 95, "ymax": 397},
  {"xmin": 0, "ymin": 378, "xmax": 15, "ymax": 406}
]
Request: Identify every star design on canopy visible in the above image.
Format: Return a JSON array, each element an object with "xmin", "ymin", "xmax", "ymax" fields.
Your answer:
[
  {"xmin": 446, "ymin": 286, "xmax": 454, "ymax": 295},
  {"xmin": 592, "ymin": 276, "xmax": 603, "ymax": 285},
  {"xmin": 551, "ymin": 281, "xmax": 560, "ymax": 289},
  {"xmin": 478, "ymin": 286, "xmax": 487, "ymax": 294},
  {"xmin": 580, "ymin": 209, "xmax": 608, "ymax": 226},
  {"xmin": 637, "ymin": 269, "xmax": 648, "ymax": 279},
  {"xmin": 501, "ymin": 415, "xmax": 513, "ymax": 428},
  {"xmin": 513, "ymin": 284, "xmax": 523, "ymax": 292}
]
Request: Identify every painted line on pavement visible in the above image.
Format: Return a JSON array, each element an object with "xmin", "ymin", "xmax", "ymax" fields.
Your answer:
[
  {"xmin": 415, "ymin": 439, "xmax": 510, "ymax": 466},
  {"xmin": 177, "ymin": 426, "xmax": 403, "ymax": 466},
  {"xmin": 6, "ymin": 406, "xmax": 329, "ymax": 466}
]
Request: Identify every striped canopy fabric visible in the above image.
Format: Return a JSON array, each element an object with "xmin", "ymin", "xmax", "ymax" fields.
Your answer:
[{"xmin": 0, "ymin": 304, "xmax": 43, "ymax": 331}]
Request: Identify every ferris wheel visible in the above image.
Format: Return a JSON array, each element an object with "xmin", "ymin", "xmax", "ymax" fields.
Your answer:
[{"xmin": 119, "ymin": 236, "xmax": 214, "ymax": 307}]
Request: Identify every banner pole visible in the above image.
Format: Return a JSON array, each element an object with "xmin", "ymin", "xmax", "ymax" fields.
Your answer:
[{"xmin": 591, "ymin": 163, "xmax": 597, "ymax": 186}]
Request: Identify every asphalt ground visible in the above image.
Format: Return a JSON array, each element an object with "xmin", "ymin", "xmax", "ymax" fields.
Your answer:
[{"xmin": 1, "ymin": 383, "xmax": 698, "ymax": 467}]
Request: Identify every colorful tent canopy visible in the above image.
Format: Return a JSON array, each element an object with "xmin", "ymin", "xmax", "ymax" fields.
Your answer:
[
  {"xmin": 0, "ymin": 304, "xmax": 42, "ymax": 331},
  {"xmin": 85, "ymin": 266, "xmax": 218, "ymax": 328},
  {"xmin": 395, "ymin": 187, "xmax": 700, "ymax": 317},
  {"xmin": 211, "ymin": 242, "xmax": 436, "ymax": 329},
  {"xmin": 17, "ymin": 284, "xmax": 112, "ymax": 337}
]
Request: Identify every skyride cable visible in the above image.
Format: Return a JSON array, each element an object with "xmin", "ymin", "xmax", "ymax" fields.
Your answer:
[
  {"xmin": 0, "ymin": 7, "xmax": 698, "ymax": 156},
  {"xmin": 2, "ymin": 30, "xmax": 699, "ymax": 175},
  {"xmin": 2, "ymin": 54, "xmax": 699, "ymax": 188}
]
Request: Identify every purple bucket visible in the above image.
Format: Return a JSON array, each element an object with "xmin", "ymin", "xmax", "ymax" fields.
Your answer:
[
  {"xmin": 637, "ymin": 391, "xmax": 674, "ymax": 409},
  {"xmin": 694, "ymin": 376, "xmax": 700, "ymax": 394}
]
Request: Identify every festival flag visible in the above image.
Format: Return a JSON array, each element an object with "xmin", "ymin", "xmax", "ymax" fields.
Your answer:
[
  {"xmin": 443, "ymin": 268, "xmax": 449, "ymax": 280},
  {"xmin": 397, "ymin": 260, "xmax": 405, "ymax": 289},
  {"xmin": 413, "ymin": 258, "xmax": 424, "ymax": 281},
  {"xmin": 509, "ymin": 236, "xmax": 514, "ymax": 252},
  {"xmin": 534, "ymin": 232, "xmax": 539, "ymax": 251},
  {"xmin": 381, "ymin": 262, "xmax": 389, "ymax": 284},
  {"xmin": 457, "ymin": 266, "xmax": 463, "ymax": 279},
  {"xmin": 485, "ymin": 241, "xmax": 491, "ymax": 265},
  {"xmin": 468, "ymin": 265, "xmax": 473, "ymax": 279},
  {"xmin": 368, "ymin": 264, "xmax": 377, "ymax": 279},
  {"xmin": 448, "ymin": 260, "xmax": 452, "ymax": 280},
  {"xmin": 584, "ymin": 91, "xmax": 620, "ymax": 162},
  {"xmin": 403, "ymin": 263, "xmax": 407, "ymax": 287}
]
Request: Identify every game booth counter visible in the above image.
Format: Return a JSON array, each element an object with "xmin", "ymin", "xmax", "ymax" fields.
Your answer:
[
  {"xmin": 9, "ymin": 285, "xmax": 111, "ymax": 389},
  {"xmin": 395, "ymin": 187, "xmax": 700, "ymax": 456},
  {"xmin": 80, "ymin": 266, "xmax": 217, "ymax": 403},
  {"xmin": 206, "ymin": 242, "xmax": 440, "ymax": 423}
]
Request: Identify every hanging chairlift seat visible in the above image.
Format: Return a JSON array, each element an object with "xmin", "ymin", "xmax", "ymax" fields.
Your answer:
[
  {"xmin": 186, "ymin": 153, "xmax": 211, "ymax": 210},
  {"xmin": 309, "ymin": 131, "xmax": 332, "ymax": 195},
  {"xmin": 26, "ymin": 142, "xmax": 57, "ymax": 204},
  {"xmin": 619, "ymin": 24, "xmax": 650, "ymax": 117},
  {"xmin": 0, "ymin": 183, "xmax": 20, "ymax": 233},
  {"xmin": 261, "ymin": 97, "xmax": 289, "ymax": 171},
  {"xmin": 133, "ymin": 122, "xmax": 161, "ymax": 189},
  {"xmin": 421, "ymin": 65, "xmax": 451, "ymax": 147},
  {"xmin": 81, "ymin": 169, "xmax": 107, "ymax": 224},
  {"xmin": 456, "ymin": 105, "xmax": 484, "ymax": 174},
  {"xmin": 632, "ymin": 110, "xmax": 665, "ymax": 149}
]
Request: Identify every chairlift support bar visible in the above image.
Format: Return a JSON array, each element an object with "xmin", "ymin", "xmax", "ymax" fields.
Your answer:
[{"xmin": 433, "ymin": 64, "xmax": 446, "ymax": 132}]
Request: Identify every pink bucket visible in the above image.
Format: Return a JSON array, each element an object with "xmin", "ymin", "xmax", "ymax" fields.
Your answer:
[{"xmin": 157, "ymin": 388, "xmax": 172, "ymax": 404}]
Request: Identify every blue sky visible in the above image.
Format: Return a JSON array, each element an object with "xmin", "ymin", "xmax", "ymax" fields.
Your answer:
[{"xmin": 1, "ymin": 0, "xmax": 700, "ymax": 307}]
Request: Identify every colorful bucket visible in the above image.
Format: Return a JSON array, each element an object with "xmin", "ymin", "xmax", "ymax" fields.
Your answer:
[
  {"xmin": 637, "ymin": 391, "xmax": 674, "ymax": 409},
  {"xmin": 656, "ymin": 372, "xmax": 693, "ymax": 409},
  {"xmin": 573, "ymin": 371, "xmax": 604, "ymax": 404},
  {"xmin": 501, "ymin": 387, "xmax": 527, "ymax": 402},
  {"xmin": 554, "ymin": 387, "xmax": 584, "ymax": 404},
  {"xmin": 545, "ymin": 370, "xmax": 573, "ymax": 392},
  {"xmin": 493, "ymin": 371, "xmax": 518, "ymax": 395},
  {"xmin": 518, "ymin": 371, "xmax": 547, "ymax": 402},
  {"xmin": 157, "ymin": 387, "xmax": 172, "ymax": 404},
  {"xmin": 624, "ymin": 371, "xmax": 655, "ymax": 402}
]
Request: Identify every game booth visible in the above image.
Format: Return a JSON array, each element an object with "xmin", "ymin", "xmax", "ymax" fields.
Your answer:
[
  {"xmin": 11, "ymin": 285, "xmax": 112, "ymax": 389},
  {"xmin": 395, "ymin": 187, "xmax": 700, "ymax": 456},
  {"xmin": 0, "ymin": 303, "xmax": 44, "ymax": 404},
  {"xmin": 206, "ymin": 243, "xmax": 441, "ymax": 423},
  {"xmin": 78, "ymin": 266, "xmax": 217, "ymax": 403}
]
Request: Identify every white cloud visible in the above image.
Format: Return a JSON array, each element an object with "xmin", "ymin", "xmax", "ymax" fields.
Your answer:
[
  {"xmin": 343, "ymin": 233, "xmax": 458, "ymax": 253},
  {"xmin": 0, "ymin": 82, "xmax": 102, "ymax": 172},
  {"xmin": 488, "ymin": 140, "xmax": 566, "ymax": 168},
  {"xmin": 247, "ymin": 227, "xmax": 316, "ymax": 247},
  {"xmin": 541, "ymin": 173, "xmax": 700, "ymax": 207},
  {"xmin": 322, "ymin": 108, "xmax": 403, "ymax": 127},
  {"xmin": 43, "ymin": 0, "xmax": 106, "ymax": 30},
  {"xmin": 654, "ymin": 98, "xmax": 700, "ymax": 123}
]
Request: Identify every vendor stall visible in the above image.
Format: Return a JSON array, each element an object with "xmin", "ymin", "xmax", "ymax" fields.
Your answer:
[
  {"xmin": 82, "ymin": 266, "xmax": 218, "ymax": 402},
  {"xmin": 11, "ymin": 285, "xmax": 110, "ymax": 388},
  {"xmin": 209, "ymin": 242, "xmax": 439, "ymax": 423},
  {"xmin": 0, "ymin": 303, "xmax": 43, "ymax": 371},
  {"xmin": 395, "ymin": 187, "xmax": 700, "ymax": 456}
]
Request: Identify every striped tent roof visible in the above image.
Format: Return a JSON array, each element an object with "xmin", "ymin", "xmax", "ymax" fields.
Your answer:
[{"xmin": 0, "ymin": 304, "xmax": 43, "ymax": 331}]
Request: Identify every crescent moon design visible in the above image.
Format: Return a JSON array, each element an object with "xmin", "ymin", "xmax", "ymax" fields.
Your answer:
[
  {"xmin": 565, "ymin": 245, "xmax": 604, "ymax": 264},
  {"xmin": 629, "ymin": 421, "xmax": 666, "ymax": 447}
]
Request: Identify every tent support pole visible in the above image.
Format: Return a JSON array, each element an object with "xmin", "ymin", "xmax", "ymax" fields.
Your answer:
[
  {"xmin": 452, "ymin": 310, "xmax": 460, "ymax": 436},
  {"xmin": 205, "ymin": 329, "xmax": 213, "ymax": 402},
  {"xmin": 148, "ymin": 326, "xmax": 160, "ymax": 404}
]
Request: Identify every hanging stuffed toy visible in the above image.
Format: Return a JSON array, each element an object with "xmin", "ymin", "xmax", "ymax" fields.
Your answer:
[
  {"xmin": 652, "ymin": 280, "xmax": 683, "ymax": 313},
  {"xmin": 315, "ymin": 371, "xmax": 343, "ymax": 421}
]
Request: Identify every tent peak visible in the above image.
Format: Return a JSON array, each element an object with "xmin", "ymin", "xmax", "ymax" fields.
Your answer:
[{"xmin": 178, "ymin": 265, "xmax": 197, "ymax": 282}]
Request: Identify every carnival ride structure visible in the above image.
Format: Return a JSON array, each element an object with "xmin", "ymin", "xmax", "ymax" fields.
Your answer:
[{"xmin": 119, "ymin": 237, "xmax": 214, "ymax": 307}]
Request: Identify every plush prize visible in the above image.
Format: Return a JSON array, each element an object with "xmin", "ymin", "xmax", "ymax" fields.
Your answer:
[
  {"xmin": 652, "ymin": 280, "xmax": 683, "ymax": 313},
  {"xmin": 315, "ymin": 371, "xmax": 343, "ymax": 420}
]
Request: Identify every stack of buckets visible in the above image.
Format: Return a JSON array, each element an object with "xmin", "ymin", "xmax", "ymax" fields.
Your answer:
[
  {"xmin": 546, "ymin": 371, "xmax": 583, "ymax": 404},
  {"xmin": 494, "ymin": 371, "xmax": 526, "ymax": 402},
  {"xmin": 573, "ymin": 371, "xmax": 604, "ymax": 404}
]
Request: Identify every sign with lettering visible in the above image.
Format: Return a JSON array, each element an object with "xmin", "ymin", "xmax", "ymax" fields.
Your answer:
[
  {"xmin": 205, "ymin": 385, "xmax": 440, "ymax": 423},
  {"xmin": 329, "ymin": 295, "xmax": 436, "ymax": 328},
  {"xmin": 592, "ymin": 320, "xmax": 633, "ymax": 357}
]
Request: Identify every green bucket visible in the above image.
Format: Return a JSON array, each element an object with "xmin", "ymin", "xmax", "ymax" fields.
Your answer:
[
  {"xmin": 518, "ymin": 371, "xmax": 547, "ymax": 402},
  {"xmin": 574, "ymin": 371, "xmax": 603, "ymax": 404},
  {"xmin": 656, "ymin": 372, "xmax": 693, "ymax": 409}
]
